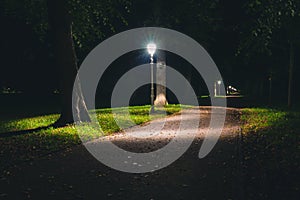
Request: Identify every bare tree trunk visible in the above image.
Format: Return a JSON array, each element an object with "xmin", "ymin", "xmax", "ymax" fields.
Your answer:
[
  {"xmin": 154, "ymin": 51, "xmax": 168, "ymax": 106},
  {"xmin": 47, "ymin": 0, "xmax": 90, "ymax": 126},
  {"xmin": 288, "ymin": 41, "xmax": 294, "ymax": 108}
]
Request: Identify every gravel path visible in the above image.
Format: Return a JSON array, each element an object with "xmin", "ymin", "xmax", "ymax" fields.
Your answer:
[
  {"xmin": 89, "ymin": 106, "xmax": 240, "ymax": 150},
  {"xmin": 1, "ymin": 106, "xmax": 243, "ymax": 200}
]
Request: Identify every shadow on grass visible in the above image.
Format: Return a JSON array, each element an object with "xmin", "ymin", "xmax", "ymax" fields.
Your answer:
[{"xmin": 0, "ymin": 125, "xmax": 53, "ymax": 138}]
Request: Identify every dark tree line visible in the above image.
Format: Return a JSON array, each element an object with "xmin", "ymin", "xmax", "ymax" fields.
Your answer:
[{"xmin": 0, "ymin": 0, "xmax": 299, "ymax": 125}]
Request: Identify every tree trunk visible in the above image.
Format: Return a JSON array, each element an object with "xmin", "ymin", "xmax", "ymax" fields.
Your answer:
[
  {"xmin": 154, "ymin": 51, "xmax": 168, "ymax": 106},
  {"xmin": 268, "ymin": 75, "xmax": 272, "ymax": 105},
  {"xmin": 47, "ymin": 0, "xmax": 90, "ymax": 126},
  {"xmin": 288, "ymin": 41, "xmax": 294, "ymax": 108},
  {"xmin": 151, "ymin": 0, "xmax": 168, "ymax": 107}
]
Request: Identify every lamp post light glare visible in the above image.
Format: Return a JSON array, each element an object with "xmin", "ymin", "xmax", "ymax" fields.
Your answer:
[
  {"xmin": 147, "ymin": 43, "xmax": 157, "ymax": 113},
  {"xmin": 147, "ymin": 43, "xmax": 157, "ymax": 57}
]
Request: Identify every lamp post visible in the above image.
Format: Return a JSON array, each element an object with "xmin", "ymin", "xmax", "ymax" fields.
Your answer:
[
  {"xmin": 147, "ymin": 43, "xmax": 156, "ymax": 113},
  {"xmin": 217, "ymin": 80, "xmax": 221, "ymax": 96}
]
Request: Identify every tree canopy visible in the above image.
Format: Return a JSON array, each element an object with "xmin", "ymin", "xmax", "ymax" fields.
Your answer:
[{"xmin": 0, "ymin": 0, "xmax": 299, "ymax": 109}]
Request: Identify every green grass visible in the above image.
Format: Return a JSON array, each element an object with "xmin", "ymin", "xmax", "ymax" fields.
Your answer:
[
  {"xmin": 241, "ymin": 107, "xmax": 300, "ymax": 151},
  {"xmin": 241, "ymin": 107, "xmax": 300, "ymax": 133},
  {"xmin": 0, "ymin": 104, "xmax": 187, "ymax": 135},
  {"xmin": 240, "ymin": 107, "xmax": 300, "ymax": 195},
  {"xmin": 0, "ymin": 104, "xmax": 188, "ymax": 166}
]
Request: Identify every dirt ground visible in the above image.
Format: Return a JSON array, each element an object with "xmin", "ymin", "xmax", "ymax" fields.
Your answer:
[{"xmin": 0, "ymin": 107, "xmax": 262, "ymax": 199}]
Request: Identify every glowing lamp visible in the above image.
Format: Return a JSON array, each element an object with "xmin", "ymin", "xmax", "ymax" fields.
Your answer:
[{"xmin": 147, "ymin": 43, "xmax": 157, "ymax": 56}]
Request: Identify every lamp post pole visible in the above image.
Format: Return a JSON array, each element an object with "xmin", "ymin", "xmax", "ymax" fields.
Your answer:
[
  {"xmin": 147, "ymin": 43, "xmax": 156, "ymax": 113},
  {"xmin": 150, "ymin": 55, "xmax": 155, "ymax": 113}
]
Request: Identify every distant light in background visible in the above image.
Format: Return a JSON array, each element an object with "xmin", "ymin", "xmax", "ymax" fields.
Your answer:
[{"xmin": 217, "ymin": 80, "xmax": 221, "ymax": 96}]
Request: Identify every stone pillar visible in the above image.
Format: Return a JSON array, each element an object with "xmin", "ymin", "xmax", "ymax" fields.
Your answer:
[{"xmin": 154, "ymin": 51, "xmax": 168, "ymax": 106}]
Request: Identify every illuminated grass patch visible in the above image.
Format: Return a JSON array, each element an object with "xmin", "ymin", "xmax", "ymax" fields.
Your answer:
[{"xmin": 0, "ymin": 104, "xmax": 188, "ymax": 165}]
